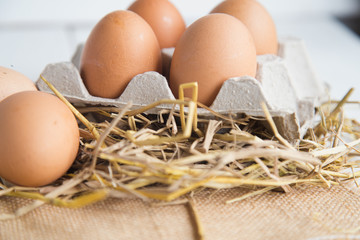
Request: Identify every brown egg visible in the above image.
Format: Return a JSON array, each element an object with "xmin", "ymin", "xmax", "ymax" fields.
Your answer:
[
  {"xmin": 80, "ymin": 10, "xmax": 162, "ymax": 99},
  {"xmin": 211, "ymin": 0, "xmax": 278, "ymax": 55},
  {"xmin": 128, "ymin": 0, "xmax": 186, "ymax": 48},
  {"xmin": 169, "ymin": 13, "xmax": 257, "ymax": 106},
  {"xmin": 0, "ymin": 91, "xmax": 79, "ymax": 187},
  {"xmin": 0, "ymin": 66, "xmax": 37, "ymax": 102}
]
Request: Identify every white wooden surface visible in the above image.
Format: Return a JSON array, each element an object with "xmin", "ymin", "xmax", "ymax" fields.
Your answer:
[{"xmin": 0, "ymin": 0, "xmax": 360, "ymax": 104}]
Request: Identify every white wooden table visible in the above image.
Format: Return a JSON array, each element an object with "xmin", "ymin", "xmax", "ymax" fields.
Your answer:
[{"xmin": 0, "ymin": 0, "xmax": 359, "ymax": 103}]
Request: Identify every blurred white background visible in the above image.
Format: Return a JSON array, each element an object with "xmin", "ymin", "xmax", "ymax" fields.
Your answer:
[{"xmin": 0, "ymin": 0, "xmax": 360, "ymax": 102}]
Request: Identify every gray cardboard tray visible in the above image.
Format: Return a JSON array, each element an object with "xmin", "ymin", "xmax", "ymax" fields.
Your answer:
[{"xmin": 36, "ymin": 36, "xmax": 328, "ymax": 141}]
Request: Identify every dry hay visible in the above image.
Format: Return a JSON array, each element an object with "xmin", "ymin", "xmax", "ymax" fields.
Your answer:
[{"xmin": 0, "ymin": 77, "xmax": 359, "ymax": 222}]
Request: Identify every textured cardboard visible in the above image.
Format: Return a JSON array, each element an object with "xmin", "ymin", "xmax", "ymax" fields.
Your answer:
[{"xmin": 36, "ymin": 37, "xmax": 328, "ymax": 140}]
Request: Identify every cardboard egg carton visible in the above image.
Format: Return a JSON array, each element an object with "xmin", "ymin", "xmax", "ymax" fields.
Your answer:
[{"xmin": 36, "ymin": 37, "xmax": 328, "ymax": 141}]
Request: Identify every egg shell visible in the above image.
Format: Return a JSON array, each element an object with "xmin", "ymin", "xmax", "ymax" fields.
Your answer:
[
  {"xmin": 80, "ymin": 10, "xmax": 162, "ymax": 99},
  {"xmin": 0, "ymin": 66, "xmax": 37, "ymax": 102},
  {"xmin": 0, "ymin": 91, "xmax": 79, "ymax": 187},
  {"xmin": 211, "ymin": 0, "xmax": 278, "ymax": 55},
  {"xmin": 169, "ymin": 13, "xmax": 257, "ymax": 106},
  {"xmin": 128, "ymin": 0, "xmax": 186, "ymax": 48}
]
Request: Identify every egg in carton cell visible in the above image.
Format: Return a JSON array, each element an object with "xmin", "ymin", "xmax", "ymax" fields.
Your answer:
[{"xmin": 36, "ymin": 36, "xmax": 328, "ymax": 142}]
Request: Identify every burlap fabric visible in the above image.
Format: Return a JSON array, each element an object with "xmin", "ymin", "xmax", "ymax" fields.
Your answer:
[{"xmin": 1, "ymin": 185, "xmax": 360, "ymax": 240}]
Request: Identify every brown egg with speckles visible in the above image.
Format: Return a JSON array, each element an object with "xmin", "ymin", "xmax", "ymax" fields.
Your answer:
[
  {"xmin": 0, "ymin": 66, "xmax": 37, "ymax": 102},
  {"xmin": 80, "ymin": 10, "xmax": 162, "ymax": 99},
  {"xmin": 0, "ymin": 91, "xmax": 79, "ymax": 187},
  {"xmin": 211, "ymin": 0, "xmax": 278, "ymax": 55},
  {"xmin": 170, "ymin": 13, "xmax": 257, "ymax": 106},
  {"xmin": 128, "ymin": 0, "xmax": 186, "ymax": 48}
]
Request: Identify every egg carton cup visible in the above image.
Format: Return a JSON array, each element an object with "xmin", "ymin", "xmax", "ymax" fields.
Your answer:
[
  {"xmin": 36, "ymin": 36, "xmax": 328, "ymax": 141},
  {"xmin": 0, "ymin": 178, "xmax": 14, "ymax": 187}
]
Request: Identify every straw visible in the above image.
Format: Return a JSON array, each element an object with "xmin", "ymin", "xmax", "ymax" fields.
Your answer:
[{"xmin": 1, "ymin": 80, "xmax": 360, "ymax": 220}]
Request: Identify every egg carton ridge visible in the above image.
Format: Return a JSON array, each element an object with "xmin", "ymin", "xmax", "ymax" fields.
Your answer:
[{"xmin": 36, "ymin": 37, "xmax": 328, "ymax": 141}]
